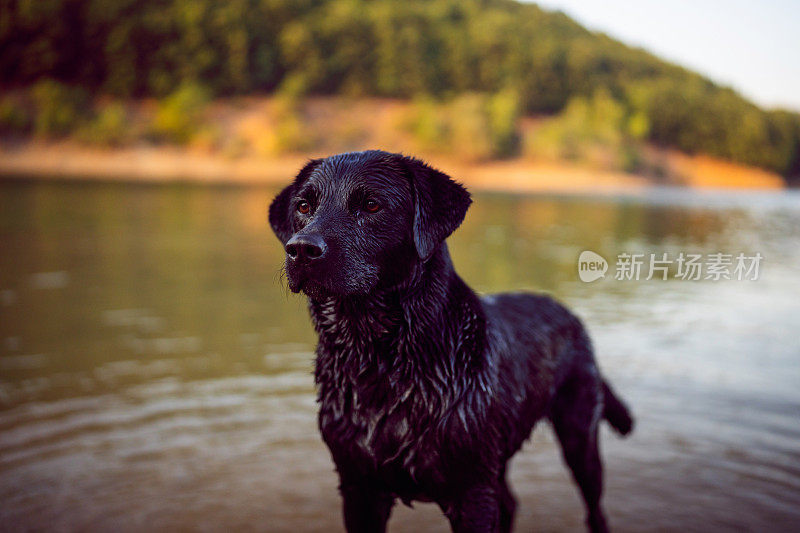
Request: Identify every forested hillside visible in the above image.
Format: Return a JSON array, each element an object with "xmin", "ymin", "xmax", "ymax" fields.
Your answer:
[{"xmin": 1, "ymin": 0, "xmax": 798, "ymax": 178}]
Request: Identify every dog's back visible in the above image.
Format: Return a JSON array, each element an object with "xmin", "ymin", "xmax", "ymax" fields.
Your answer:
[{"xmin": 482, "ymin": 293, "xmax": 632, "ymax": 459}]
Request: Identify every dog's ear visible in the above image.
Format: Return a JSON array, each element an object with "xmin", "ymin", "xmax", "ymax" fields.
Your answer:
[
  {"xmin": 403, "ymin": 156, "xmax": 472, "ymax": 261},
  {"xmin": 269, "ymin": 159, "xmax": 321, "ymax": 243},
  {"xmin": 268, "ymin": 184, "xmax": 295, "ymax": 243}
]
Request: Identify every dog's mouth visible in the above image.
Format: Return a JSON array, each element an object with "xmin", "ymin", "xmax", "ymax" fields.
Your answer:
[
  {"xmin": 299, "ymin": 279, "xmax": 333, "ymax": 300},
  {"xmin": 287, "ymin": 270, "xmax": 333, "ymax": 299},
  {"xmin": 285, "ymin": 256, "xmax": 378, "ymax": 299}
]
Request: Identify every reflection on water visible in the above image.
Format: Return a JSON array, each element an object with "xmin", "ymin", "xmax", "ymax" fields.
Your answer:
[{"xmin": 1, "ymin": 181, "xmax": 799, "ymax": 531}]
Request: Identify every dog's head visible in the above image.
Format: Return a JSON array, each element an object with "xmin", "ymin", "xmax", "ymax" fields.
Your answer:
[{"xmin": 269, "ymin": 150, "xmax": 471, "ymax": 299}]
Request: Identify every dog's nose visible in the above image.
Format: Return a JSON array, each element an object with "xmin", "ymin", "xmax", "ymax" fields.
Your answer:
[{"xmin": 285, "ymin": 234, "xmax": 327, "ymax": 262}]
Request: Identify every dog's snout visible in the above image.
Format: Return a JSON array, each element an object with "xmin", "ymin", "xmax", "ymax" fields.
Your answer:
[{"xmin": 285, "ymin": 234, "xmax": 327, "ymax": 262}]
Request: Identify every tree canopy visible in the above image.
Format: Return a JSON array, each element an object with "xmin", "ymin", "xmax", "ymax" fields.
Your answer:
[{"xmin": 1, "ymin": 0, "xmax": 798, "ymax": 176}]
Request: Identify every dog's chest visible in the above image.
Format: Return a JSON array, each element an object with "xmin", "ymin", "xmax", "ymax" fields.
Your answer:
[
  {"xmin": 316, "ymin": 352, "xmax": 448, "ymax": 490},
  {"xmin": 311, "ymin": 299, "xmax": 474, "ymax": 495},
  {"xmin": 318, "ymin": 364, "xmax": 425, "ymax": 454}
]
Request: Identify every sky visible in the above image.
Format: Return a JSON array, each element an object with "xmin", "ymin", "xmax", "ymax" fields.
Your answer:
[{"xmin": 530, "ymin": 0, "xmax": 800, "ymax": 112}]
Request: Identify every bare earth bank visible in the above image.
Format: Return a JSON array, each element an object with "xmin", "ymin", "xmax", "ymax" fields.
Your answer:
[{"xmin": 0, "ymin": 140, "xmax": 785, "ymax": 194}]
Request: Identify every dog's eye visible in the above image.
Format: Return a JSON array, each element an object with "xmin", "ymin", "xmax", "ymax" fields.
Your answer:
[
  {"xmin": 297, "ymin": 200, "xmax": 311, "ymax": 215},
  {"xmin": 364, "ymin": 199, "xmax": 380, "ymax": 213}
]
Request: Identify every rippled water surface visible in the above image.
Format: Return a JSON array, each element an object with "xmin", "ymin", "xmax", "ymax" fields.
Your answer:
[{"xmin": 1, "ymin": 180, "xmax": 799, "ymax": 532}]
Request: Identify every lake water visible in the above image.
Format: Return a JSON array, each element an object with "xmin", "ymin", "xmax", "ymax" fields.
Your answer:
[{"xmin": 1, "ymin": 180, "xmax": 799, "ymax": 532}]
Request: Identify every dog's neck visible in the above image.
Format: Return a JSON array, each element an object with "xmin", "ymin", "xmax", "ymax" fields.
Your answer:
[{"xmin": 307, "ymin": 244, "xmax": 487, "ymax": 379}]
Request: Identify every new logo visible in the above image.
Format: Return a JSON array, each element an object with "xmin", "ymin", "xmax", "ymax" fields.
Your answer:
[{"xmin": 578, "ymin": 250, "xmax": 608, "ymax": 283}]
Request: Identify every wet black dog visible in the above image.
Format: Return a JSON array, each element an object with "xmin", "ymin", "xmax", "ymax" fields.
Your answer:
[{"xmin": 269, "ymin": 150, "xmax": 633, "ymax": 533}]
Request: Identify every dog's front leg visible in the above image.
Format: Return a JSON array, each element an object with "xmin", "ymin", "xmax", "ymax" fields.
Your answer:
[
  {"xmin": 339, "ymin": 481, "xmax": 394, "ymax": 533},
  {"xmin": 443, "ymin": 484, "xmax": 501, "ymax": 533}
]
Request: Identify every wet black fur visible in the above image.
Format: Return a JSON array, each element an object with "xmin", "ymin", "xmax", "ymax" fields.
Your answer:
[{"xmin": 269, "ymin": 150, "xmax": 633, "ymax": 533}]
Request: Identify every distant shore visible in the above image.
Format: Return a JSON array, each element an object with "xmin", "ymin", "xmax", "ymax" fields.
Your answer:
[{"xmin": 0, "ymin": 140, "xmax": 785, "ymax": 194}]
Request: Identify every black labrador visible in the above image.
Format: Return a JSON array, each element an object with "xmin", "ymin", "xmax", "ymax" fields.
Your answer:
[{"xmin": 269, "ymin": 150, "xmax": 633, "ymax": 533}]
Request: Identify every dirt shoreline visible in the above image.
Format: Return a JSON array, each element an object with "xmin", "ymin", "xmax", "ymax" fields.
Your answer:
[{"xmin": 0, "ymin": 141, "xmax": 785, "ymax": 194}]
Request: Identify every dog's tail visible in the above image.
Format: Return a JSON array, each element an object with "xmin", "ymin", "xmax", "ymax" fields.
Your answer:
[{"xmin": 602, "ymin": 380, "xmax": 634, "ymax": 436}]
